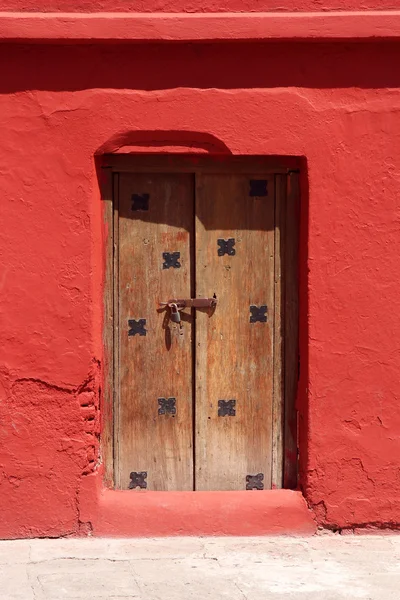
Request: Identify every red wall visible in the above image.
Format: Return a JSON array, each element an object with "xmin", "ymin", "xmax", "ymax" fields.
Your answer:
[
  {"xmin": 1, "ymin": 36, "xmax": 400, "ymax": 536},
  {"xmin": 0, "ymin": 0, "xmax": 397, "ymax": 11}
]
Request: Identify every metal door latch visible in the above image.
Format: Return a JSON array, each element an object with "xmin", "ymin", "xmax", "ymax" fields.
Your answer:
[
  {"xmin": 160, "ymin": 296, "xmax": 217, "ymax": 310},
  {"xmin": 159, "ymin": 296, "xmax": 217, "ymax": 327}
]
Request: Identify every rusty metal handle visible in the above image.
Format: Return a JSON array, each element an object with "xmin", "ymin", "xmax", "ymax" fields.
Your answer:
[{"xmin": 160, "ymin": 297, "xmax": 217, "ymax": 309}]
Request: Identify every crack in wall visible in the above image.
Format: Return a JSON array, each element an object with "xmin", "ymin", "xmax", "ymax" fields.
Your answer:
[
  {"xmin": 76, "ymin": 359, "xmax": 101, "ymax": 478},
  {"xmin": 11, "ymin": 377, "xmax": 75, "ymax": 396},
  {"xmin": 323, "ymin": 521, "xmax": 400, "ymax": 534},
  {"xmin": 1, "ymin": 359, "xmax": 102, "ymax": 537},
  {"xmin": 9, "ymin": 359, "xmax": 102, "ymax": 479}
]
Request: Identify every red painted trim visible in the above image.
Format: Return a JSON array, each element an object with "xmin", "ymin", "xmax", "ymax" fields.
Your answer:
[
  {"xmin": 79, "ymin": 477, "xmax": 316, "ymax": 536},
  {"xmin": 0, "ymin": 11, "xmax": 400, "ymax": 43}
]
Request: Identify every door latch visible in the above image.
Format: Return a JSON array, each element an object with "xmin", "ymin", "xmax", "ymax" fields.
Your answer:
[
  {"xmin": 160, "ymin": 296, "xmax": 217, "ymax": 327},
  {"xmin": 160, "ymin": 296, "xmax": 217, "ymax": 310}
]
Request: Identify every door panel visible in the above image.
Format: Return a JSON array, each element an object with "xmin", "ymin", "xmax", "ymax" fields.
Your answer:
[
  {"xmin": 117, "ymin": 172, "xmax": 194, "ymax": 491},
  {"xmin": 195, "ymin": 173, "xmax": 275, "ymax": 491},
  {"xmin": 112, "ymin": 166, "xmax": 294, "ymax": 493}
]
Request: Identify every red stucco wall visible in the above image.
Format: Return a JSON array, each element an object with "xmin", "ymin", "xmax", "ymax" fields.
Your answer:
[
  {"xmin": 0, "ymin": 0, "xmax": 398, "ymax": 11},
  {"xmin": 0, "ymin": 21, "xmax": 400, "ymax": 536}
]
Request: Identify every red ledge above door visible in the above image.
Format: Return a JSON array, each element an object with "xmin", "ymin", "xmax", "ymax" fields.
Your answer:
[
  {"xmin": 0, "ymin": 11, "xmax": 400, "ymax": 43},
  {"xmin": 79, "ymin": 476, "xmax": 317, "ymax": 537}
]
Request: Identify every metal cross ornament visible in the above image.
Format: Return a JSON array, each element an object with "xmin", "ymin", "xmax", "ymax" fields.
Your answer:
[
  {"xmin": 131, "ymin": 193, "xmax": 150, "ymax": 211},
  {"xmin": 246, "ymin": 473, "xmax": 264, "ymax": 490},
  {"xmin": 128, "ymin": 319, "xmax": 147, "ymax": 336},
  {"xmin": 249, "ymin": 179, "xmax": 268, "ymax": 197},
  {"xmin": 129, "ymin": 471, "xmax": 148, "ymax": 489},
  {"xmin": 158, "ymin": 397, "xmax": 177, "ymax": 415},
  {"xmin": 218, "ymin": 399, "xmax": 236, "ymax": 416},
  {"xmin": 217, "ymin": 238, "xmax": 236, "ymax": 256},
  {"xmin": 162, "ymin": 252, "xmax": 181, "ymax": 269},
  {"xmin": 249, "ymin": 305, "xmax": 268, "ymax": 323}
]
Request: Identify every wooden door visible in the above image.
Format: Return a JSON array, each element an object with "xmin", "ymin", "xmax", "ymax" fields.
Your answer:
[
  {"xmin": 116, "ymin": 172, "xmax": 194, "ymax": 491},
  {"xmin": 195, "ymin": 174, "xmax": 275, "ymax": 490},
  {"xmin": 113, "ymin": 165, "xmax": 297, "ymax": 491}
]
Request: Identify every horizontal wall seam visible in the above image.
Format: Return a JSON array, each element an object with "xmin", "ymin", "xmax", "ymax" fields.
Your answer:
[{"xmin": 1, "ymin": 11, "xmax": 400, "ymax": 43}]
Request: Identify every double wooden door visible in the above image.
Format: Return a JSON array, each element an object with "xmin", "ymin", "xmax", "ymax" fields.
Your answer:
[{"xmin": 111, "ymin": 162, "xmax": 298, "ymax": 491}]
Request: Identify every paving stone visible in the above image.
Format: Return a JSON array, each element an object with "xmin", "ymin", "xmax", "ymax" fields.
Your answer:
[
  {"xmin": 132, "ymin": 558, "xmax": 244, "ymax": 600},
  {"xmin": 28, "ymin": 558, "xmax": 140, "ymax": 599},
  {"xmin": 0, "ymin": 564, "xmax": 34, "ymax": 600},
  {"xmin": 0, "ymin": 540, "xmax": 31, "ymax": 564},
  {"xmin": 233, "ymin": 558, "xmax": 370, "ymax": 599},
  {"xmin": 30, "ymin": 537, "xmax": 205, "ymax": 562},
  {"xmin": 1, "ymin": 536, "xmax": 400, "ymax": 600},
  {"xmin": 203, "ymin": 536, "xmax": 311, "ymax": 561},
  {"xmin": 29, "ymin": 538, "xmax": 112, "ymax": 562},
  {"xmin": 105, "ymin": 537, "xmax": 206, "ymax": 560}
]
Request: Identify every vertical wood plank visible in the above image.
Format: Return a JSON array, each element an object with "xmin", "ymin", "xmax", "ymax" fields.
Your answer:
[
  {"xmin": 116, "ymin": 172, "xmax": 194, "ymax": 491},
  {"xmin": 284, "ymin": 171, "xmax": 300, "ymax": 489},
  {"xmin": 195, "ymin": 173, "xmax": 275, "ymax": 491},
  {"xmin": 113, "ymin": 172, "xmax": 120, "ymax": 484},
  {"xmin": 271, "ymin": 174, "xmax": 285, "ymax": 489},
  {"xmin": 100, "ymin": 166, "xmax": 114, "ymax": 487}
]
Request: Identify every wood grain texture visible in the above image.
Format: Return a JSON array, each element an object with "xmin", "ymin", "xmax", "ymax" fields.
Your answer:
[
  {"xmin": 195, "ymin": 173, "xmax": 275, "ymax": 491},
  {"xmin": 116, "ymin": 172, "xmax": 194, "ymax": 491},
  {"xmin": 271, "ymin": 174, "xmax": 285, "ymax": 489},
  {"xmin": 113, "ymin": 173, "xmax": 120, "ymax": 485},
  {"xmin": 109, "ymin": 162, "xmax": 297, "ymax": 492},
  {"xmin": 283, "ymin": 171, "xmax": 300, "ymax": 489},
  {"xmin": 100, "ymin": 167, "xmax": 114, "ymax": 487},
  {"xmin": 104, "ymin": 154, "xmax": 293, "ymax": 174}
]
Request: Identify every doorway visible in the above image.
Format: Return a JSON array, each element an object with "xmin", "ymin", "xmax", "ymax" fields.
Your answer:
[{"xmin": 103, "ymin": 156, "xmax": 299, "ymax": 491}]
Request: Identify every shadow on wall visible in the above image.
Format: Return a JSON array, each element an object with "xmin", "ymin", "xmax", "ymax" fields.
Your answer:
[
  {"xmin": 1, "ymin": 41, "xmax": 400, "ymax": 93},
  {"xmin": 95, "ymin": 130, "xmax": 233, "ymax": 155},
  {"xmin": 95, "ymin": 139, "xmax": 309, "ymax": 493}
]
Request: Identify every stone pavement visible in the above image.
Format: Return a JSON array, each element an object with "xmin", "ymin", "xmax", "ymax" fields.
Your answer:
[{"xmin": 0, "ymin": 534, "xmax": 399, "ymax": 600}]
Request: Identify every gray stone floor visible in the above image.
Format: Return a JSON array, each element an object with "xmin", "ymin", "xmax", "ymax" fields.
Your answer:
[{"xmin": 0, "ymin": 534, "xmax": 399, "ymax": 599}]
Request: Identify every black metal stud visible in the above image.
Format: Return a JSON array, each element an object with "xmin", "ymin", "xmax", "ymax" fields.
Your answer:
[
  {"xmin": 246, "ymin": 473, "xmax": 264, "ymax": 490},
  {"xmin": 131, "ymin": 193, "xmax": 150, "ymax": 211},
  {"xmin": 218, "ymin": 399, "xmax": 236, "ymax": 417},
  {"xmin": 217, "ymin": 238, "xmax": 236, "ymax": 257},
  {"xmin": 249, "ymin": 180, "xmax": 268, "ymax": 197},
  {"xmin": 249, "ymin": 305, "xmax": 268, "ymax": 323},
  {"xmin": 128, "ymin": 319, "xmax": 147, "ymax": 336},
  {"xmin": 158, "ymin": 397, "xmax": 177, "ymax": 415},
  {"xmin": 162, "ymin": 252, "xmax": 181, "ymax": 269},
  {"xmin": 129, "ymin": 471, "xmax": 147, "ymax": 489}
]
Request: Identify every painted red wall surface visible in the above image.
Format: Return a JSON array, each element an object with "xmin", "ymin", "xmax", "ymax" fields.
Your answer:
[
  {"xmin": 0, "ymin": 0, "xmax": 398, "ymax": 11},
  {"xmin": 0, "ymin": 32, "xmax": 400, "ymax": 536}
]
